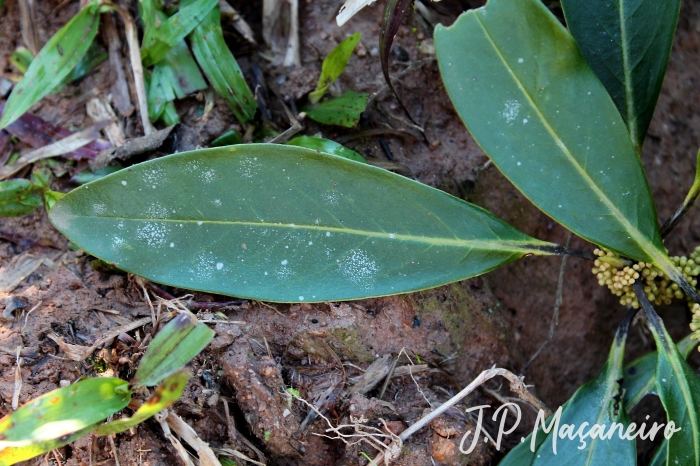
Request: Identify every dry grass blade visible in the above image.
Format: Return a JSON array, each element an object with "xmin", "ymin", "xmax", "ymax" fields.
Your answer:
[
  {"xmin": 336, "ymin": 0, "xmax": 378, "ymax": 26},
  {"xmin": 219, "ymin": 0, "xmax": 256, "ymax": 44},
  {"xmin": 18, "ymin": 0, "xmax": 39, "ymax": 55},
  {"xmin": 12, "ymin": 347, "xmax": 22, "ymax": 410},
  {"xmin": 86, "ymin": 98, "xmax": 125, "ymax": 147},
  {"xmin": 0, "ymin": 121, "xmax": 110, "ymax": 180},
  {"xmin": 262, "ymin": 0, "xmax": 300, "ymax": 66},
  {"xmin": 166, "ymin": 410, "xmax": 221, "ymax": 466},
  {"xmin": 103, "ymin": 13, "xmax": 134, "ymax": 117}
]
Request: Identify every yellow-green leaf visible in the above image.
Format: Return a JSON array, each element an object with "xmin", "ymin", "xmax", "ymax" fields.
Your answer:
[{"xmin": 309, "ymin": 33, "xmax": 361, "ymax": 104}]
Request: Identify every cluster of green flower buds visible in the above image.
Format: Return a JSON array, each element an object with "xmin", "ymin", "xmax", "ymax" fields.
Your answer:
[
  {"xmin": 592, "ymin": 247, "xmax": 700, "ymax": 309},
  {"xmin": 691, "ymin": 303, "xmax": 700, "ymax": 341}
]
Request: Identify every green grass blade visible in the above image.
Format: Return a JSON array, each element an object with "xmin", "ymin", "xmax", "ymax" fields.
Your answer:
[
  {"xmin": 434, "ymin": 0, "xmax": 684, "ymax": 291},
  {"xmin": 141, "ymin": 0, "xmax": 218, "ymax": 66},
  {"xmin": 0, "ymin": 179, "xmax": 43, "ymax": 217},
  {"xmin": 134, "ymin": 313, "xmax": 214, "ymax": 387},
  {"xmin": 185, "ymin": 1, "xmax": 256, "ymax": 123},
  {"xmin": 303, "ymin": 91, "xmax": 369, "ymax": 128},
  {"xmin": 0, "ymin": 378, "xmax": 130, "ymax": 464},
  {"xmin": 287, "ymin": 136, "xmax": 367, "ymax": 163},
  {"xmin": 49, "ymin": 144, "xmax": 563, "ymax": 303},
  {"xmin": 501, "ymin": 313, "xmax": 637, "ymax": 465},
  {"xmin": 623, "ymin": 333, "xmax": 697, "ymax": 410},
  {"xmin": 160, "ymin": 39, "xmax": 207, "ymax": 99},
  {"xmin": 0, "ymin": 2, "xmax": 101, "ymax": 130},
  {"xmin": 309, "ymin": 33, "xmax": 361, "ymax": 104},
  {"xmin": 561, "ymin": 0, "xmax": 681, "ymax": 154},
  {"xmin": 635, "ymin": 283, "xmax": 700, "ymax": 466},
  {"xmin": 94, "ymin": 372, "xmax": 189, "ymax": 436}
]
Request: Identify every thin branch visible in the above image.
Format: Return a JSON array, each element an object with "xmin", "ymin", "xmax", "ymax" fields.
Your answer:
[
  {"xmin": 522, "ymin": 232, "xmax": 571, "ymax": 373},
  {"xmin": 661, "ymin": 148, "xmax": 700, "ymax": 238}
]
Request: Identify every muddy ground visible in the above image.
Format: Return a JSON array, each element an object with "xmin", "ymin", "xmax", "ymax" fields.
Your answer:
[{"xmin": 0, "ymin": 0, "xmax": 699, "ymax": 465}]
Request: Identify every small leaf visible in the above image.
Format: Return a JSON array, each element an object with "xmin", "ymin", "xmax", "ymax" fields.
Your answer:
[
  {"xmin": 141, "ymin": 0, "xmax": 218, "ymax": 66},
  {"xmin": 133, "ymin": 314, "xmax": 214, "ymax": 387},
  {"xmin": 500, "ymin": 312, "xmax": 637, "ymax": 465},
  {"xmin": 635, "ymin": 282, "xmax": 700, "ymax": 466},
  {"xmin": 287, "ymin": 136, "xmax": 367, "ymax": 163},
  {"xmin": 623, "ymin": 333, "xmax": 697, "ymax": 410},
  {"xmin": 434, "ymin": 0, "xmax": 691, "ymax": 299},
  {"xmin": 0, "ymin": 2, "xmax": 101, "ymax": 130},
  {"xmin": 211, "ymin": 130, "xmax": 242, "ymax": 147},
  {"xmin": 0, "ymin": 378, "xmax": 130, "ymax": 464},
  {"xmin": 561, "ymin": 0, "xmax": 682, "ymax": 154},
  {"xmin": 94, "ymin": 371, "xmax": 189, "ymax": 436},
  {"xmin": 71, "ymin": 165, "xmax": 124, "ymax": 185},
  {"xmin": 661, "ymin": 148, "xmax": 700, "ymax": 237},
  {"xmin": 303, "ymin": 91, "xmax": 369, "ymax": 128},
  {"xmin": 9, "ymin": 47, "xmax": 34, "ymax": 74},
  {"xmin": 0, "ymin": 179, "xmax": 43, "ymax": 217},
  {"xmin": 44, "ymin": 191, "xmax": 65, "ymax": 212},
  {"xmin": 49, "ymin": 144, "xmax": 564, "ymax": 303},
  {"xmin": 158, "ymin": 39, "xmax": 207, "ymax": 100},
  {"xmin": 309, "ymin": 33, "xmax": 361, "ymax": 104},
  {"xmin": 185, "ymin": 0, "xmax": 257, "ymax": 123}
]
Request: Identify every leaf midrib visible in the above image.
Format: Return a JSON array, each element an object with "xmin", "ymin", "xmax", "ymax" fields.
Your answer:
[
  {"xmin": 472, "ymin": 12, "xmax": 659, "ymax": 263},
  {"xmin": 618, "ymin": 0, "xmax": 638, "ymax": 145},
  {"xmin": 71, "ymin": 215, "xmax": 549, "ymax": 253}
]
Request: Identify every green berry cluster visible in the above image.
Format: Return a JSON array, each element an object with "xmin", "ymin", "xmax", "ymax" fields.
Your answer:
[
  {"xmin": 691, "ymin": 303, "xmax": 700, "ymax": 341},
  {"xmin": 592, "ymin": 247, "xmax": 700, "ymax": 309}
]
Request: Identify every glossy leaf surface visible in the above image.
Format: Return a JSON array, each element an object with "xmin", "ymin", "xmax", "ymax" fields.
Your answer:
[
  {"xmin": 134, "ymin": 314, "xmax": 214, "ymax": 387},
  {"xmin": 303, "ymin": 91, "xmax": 369, "ymax": 128},
  {"xmin": 434, "ymin": 0, "xmax": 683, "ymax": 287},
  {"xmin": 49, "ymin": 144, "xmax": 558, "ymax": 302},
  {"xmin": 560, "ymin": 0, "xmax": 681, "ymax": 154},
  {"xmin": 500, "ymin": 315, "xmax": 636, "ymax": 465},
  {"xmin": 623, "ymin": 334, "xmax": 697, "ymax": 409},
  {"xmin": 287, "ymin": 136, "xmax": 366, "ymax": 163},
  {"xmin": 0, "ymin": 378, "xmax": 130, "ymax": 463},
  {"xmin": 186, "ymin": 1, "xmax": 256, "ymax": 123},
  {"xmin": 95, "ymin": 372, "xmax": 189, "ymax": 436},
  {"xmin": 0, "ymin": 2, "xmax": 100, "ymax": 130},
  {"xmin": 309, "ymin": 33, "xmax": 361, "ymax": 104}
]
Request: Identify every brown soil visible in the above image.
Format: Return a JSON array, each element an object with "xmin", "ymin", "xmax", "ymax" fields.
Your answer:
[{"xmin": 0, "ymin": 0, "xmax": 699, "ymax": 465}]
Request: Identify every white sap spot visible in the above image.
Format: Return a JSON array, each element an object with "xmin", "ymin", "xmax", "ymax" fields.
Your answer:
[
  {"xmin": 308, "ymin": 241, "xmax": 313, "ymax": 245},
  {"xmin": 502, "ymin": 100, "xmax": 521, "ymax": 123},
  {"xmin": 523, "ymin": 118, "xmax": 528, "ymax": 124},
  {"xmin": 299, "ymin": 296, "xmax": 304, "ymax": 301},
  {"xmin": 117, "ymin": 221, "xmax": 124, "ymax": 230},
  {"xmin": 216, "ymin": 262, "xmax": 224, "ymax": 270},
  {"xmin": 214, "ymin": 199, "xmax": 222, "ymax": 206},
  {"xmin": 517, "ymin": 57, "xmax": 524, "ymax": 63},
  {"xmin": 201, "ymin": 168, "xmax": 216, "ymax": 183},
  {"xmin": 143, "ymin": 166, "xmax": 165, "ymax": 187},
  {"xmin": 112, "ymin": 237, "xmax": 125, "ymax": 249},
  {"xmin": 146, "ymin": 203, "xmax": 169, "ymax": 219},
  {"xmin": 389, "ymin": 233, "xmax": 395, "ymax": 238},
  {"xmin": 93, "ymin": 204, "xmax": 106, "ymax": 215},
  {"xmin": 281, "ymin": 259, "xmax": 288, "ymax": 265},
  {"xmin": 588, "ymin": 91, "xmax": 592, "ymax": 95},
  {"xmin": 239, "ymin": 157, "xmax": 261, "ymax": 179},
  {"xmin": 338, "ymin": 249, "xmax": 379, "ymax": 289},
  {"xmin": 662, "ymin": 378, "xmax": 668, "ymax": 383},
  {"xmin": 264, "ymin": 271, "xmax": 268, "ymax": 275},
  {"xmin": 323, "ymin": 191, "xmax": 339, "ymax": 205},
  {"xmin": 186, "ymin": 160, "xmax": 202, "ymax": 172},
  {"xmin": 315, "ymin": 219, "xmax": 320, "ymax": 225},
  {"xmin": 136, "ymin": 222, "xmax": 168, "ymax": 247},
  {"xmin": 121, "ymin": 180, "xmax": 127, "ymax": 186},
  {"xmin": 189, "ymin": 251, "xmax": 216, "ymax": 280},
  {"xmin": 517, "ymin": 162, "xmax": 522, "ymax": 166},
  {"xmin": 290, "ymin": 223, "xmax": 295, "ymax": 227},
  {"xmin": 559, "ymin": 205, "xmax": 562, "ymax": 208},
  {"xmin": 326, "ymin": 231, "xmax": 331, "ymax": 237},
  {"xmin": 197, "ymin": 221, "xmax": 203, "ymax": 226},
  {"xmin": 170, "ymin": 243, "xmax": 175, "ymax": 248}
]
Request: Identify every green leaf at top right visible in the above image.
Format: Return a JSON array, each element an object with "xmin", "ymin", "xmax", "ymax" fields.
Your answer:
[
  {"xmin": 434, "ymin": 0, "xmax": 693, "ymax": 295},
  {"xmin": 561, "ymin": 0, "xmax": 682, "ymax": 155}
]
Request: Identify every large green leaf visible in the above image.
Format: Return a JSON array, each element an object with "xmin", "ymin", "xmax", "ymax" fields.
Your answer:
[
  {"xmin": 434, "ymin": 0, "xmax": 692, "ymax": 298},
  {"xmin": 622, "ymin": 334, "xmax": 697, "ymax": 410},
  {"xmin": 95, "ymin": 372, "xmax": 189, "ymax": 436},
  {"xmin": 48, "ymin": 144, "xmax": 560, "ymax": 302},
  {"xmin": 635, "ymin": 283, "xmax": 700, "ymax": 466},
  {"xmin": 0, "ymin": 2, "xmax": 101, "ymax": 130},
  {"xmin": 0, "ymin": 378, "xmax": 130, "ymax": 464},
  {"xmin": 134, "ymin": 314, "xmax": 214, "ymax": 387},
  {"xmin": 560, "ymin": 0, "xmax": 681, "ymax": 154},
  {"xmin": 185, "ymin": 0, "xmax": 256, "ymax": 123},
  {"xmin": 500, "ymin": 313, "xmax": 637, "ymax": 465}
]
